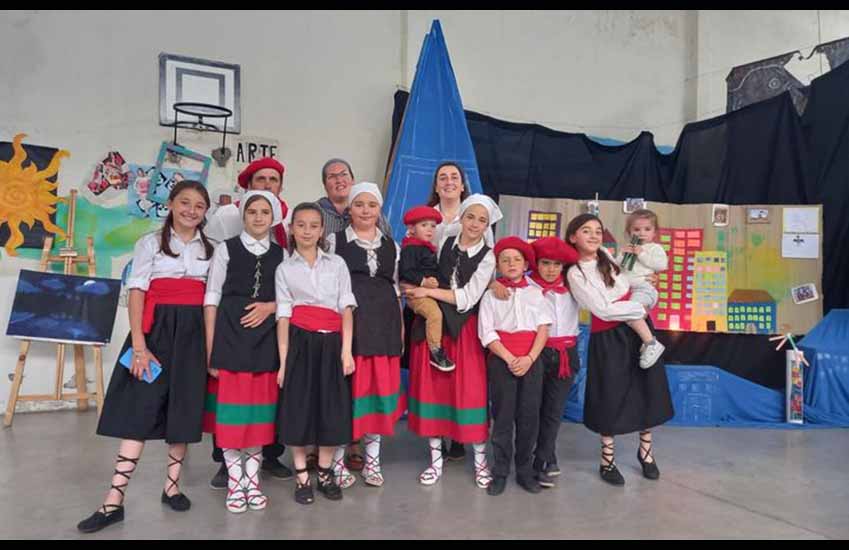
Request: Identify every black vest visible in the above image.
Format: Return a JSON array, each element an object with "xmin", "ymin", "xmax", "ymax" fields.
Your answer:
[
  {"xmin": 334, "ymin": 230, "xmax": 402, "ymax": 356},
  {"xmin": 412, "ymin": 236, "xmax": 491, "ymax": 341},
  {"xmin": 210, "ymin": 236, "xmax": 285, "ymax": 373},
  {"xmin": 222, "ymin": 237, "xmax": 284, "ymax": 302}
]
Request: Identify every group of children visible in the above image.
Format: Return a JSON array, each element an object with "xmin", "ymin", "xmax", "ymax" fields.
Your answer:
[{"xmin": 78, "ymin": 159, "xmax": 675, "ymax": 533}]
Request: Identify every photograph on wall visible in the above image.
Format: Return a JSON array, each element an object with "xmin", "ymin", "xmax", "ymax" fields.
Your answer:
[
  {"xmin": 747, "ymin": 207, "xmax": 770, "ymax": 224},
  {"xmin": 0, "ymin": 134, "xmax": 68, "ymax": 256},
  {"xmin": 6, "ymin": 270, "xmax": 122, "ymax": 345},
  {"xmin": 712, "ymin": 204, "xmax": 730, "ymax": 226},
  {"xmin": 791, "ymin": 283, "xmax": 819, "ymax": 305},
  {"xmin": 497, "ymin": 195, "xmax": 823, "ymax": 335},
  {"xmin": 623, "ymin": 198, "xmax": 646, "ymax": 214},
  {"xmin": 127, "ymin": 164, "xmax": 156, "ymax": 218},
  {"xmin": 148, "ymin": 142, "xmax": 211, "ymax": 204}
]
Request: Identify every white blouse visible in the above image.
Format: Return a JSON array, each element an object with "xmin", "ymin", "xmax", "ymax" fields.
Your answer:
[
  {"xmin": 275, "ymin": 248, "xmax": 357, "ymax": 320},
  {"xmin": 566, "ymin": 251, "xmax": 646, "ymax": 322},
  {"xmin": 528, "ymin": 279, "xmax": 581, "ymax": 338},
  {"xmin": 125, "ymin": 229, "xmax": 211, "ymax": 291},
  {"xmin": 326, "ymin": 226, "xmax": 401, "ymax": 297},
  {"xmin": 477, "ymin": 281, "xmax": 553, "ymax": 348},
  {"xmin": 436, "ymin": 233, "xmax": 496, "ymax": 314},
  {"xmin": 204, "ymin": 232, "xmax": 281, "ymax": 307}
]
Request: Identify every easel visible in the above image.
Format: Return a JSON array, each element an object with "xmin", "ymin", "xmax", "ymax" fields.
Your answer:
[{"xmin": 4, "ymin": 190, "xmax": 104, "ymax": 427}]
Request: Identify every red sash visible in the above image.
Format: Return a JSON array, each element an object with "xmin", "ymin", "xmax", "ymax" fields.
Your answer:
[
  {"xmin": 141, "ymin": 278, "xmax": 205, "ymax": 333},
  {"xmin": 590, "ymin": 290, "xmax": 633, "ymax": 333},
  {"xmin": 495, "ymin": 330, "xmax": 537, "ymax": 358},
  {"xmin": 291, "ymin": 305, "xmax": 342, "ymax": 333},
  {"xmin": 545, "ymin": 335, "xmax": 577, "ymax": 379}
]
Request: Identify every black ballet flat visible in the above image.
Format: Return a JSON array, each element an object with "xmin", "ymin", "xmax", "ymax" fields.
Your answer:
[
  {"xmin": 599, "ymin": 463, "xmax": 625, "ymax": 486},
  {"xmin": 637, "ymin": 432, "xmax": 660, "ymax": 480},
  {"xmin": 161, "ymin": 490, "xmax": 192, "ymax": 511},
  {"xmin": 77, "ymin": 505, "xmax": 124, "ymax": 533},
  {"xmin": 294, "ymin": 467, "xmax": 314, "ymax": 505}
]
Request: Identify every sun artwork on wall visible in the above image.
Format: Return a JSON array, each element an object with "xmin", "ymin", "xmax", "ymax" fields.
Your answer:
[{"xmin": 0, "ymin": 133, "xmax": 68, "ymax": 256}]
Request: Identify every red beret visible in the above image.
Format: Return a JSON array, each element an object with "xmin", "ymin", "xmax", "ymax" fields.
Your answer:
[
  {"xmin": 494, "ymin": 236, "xmax": 536, "ymax": 271},
  {"xmin": 403, "ymin": 205, "xmax": 443, "ymax": 226},
  {"xmin": 531, "ymin": 237, "xmax": 579, "ymax": 266},
  {"xmin": 238, "ymin": 157, "xmax": 286, "ymax": 189}
]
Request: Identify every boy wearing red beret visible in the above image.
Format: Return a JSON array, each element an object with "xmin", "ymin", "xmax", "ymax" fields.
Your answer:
[
  {"xmin": 478, "ymin": 236, "xmax": 553, "ymax": 496},
  {"xmin": 400, "ymin": 206, "xmax": 455, "ymax": 371},
  {"xmin": 528, "ymin": 237, "xmax": 580, "ymax": 488}
]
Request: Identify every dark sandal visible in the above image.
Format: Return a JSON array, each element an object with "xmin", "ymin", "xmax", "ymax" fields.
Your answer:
[
  {"xmin": 345, "ymin": 451, "xmax": 365, "ymax": 472},
  {"xmin": 161, "ymin": 453, "xmax": 191, "ymax": 511},
  {"xmin": 316, "ymin": 467, "xmax": 343, "ymax": 501},
  {"xmin": 294, "ymin": 467, "xmax": 314, "ymax": 505},
  {"xmin": 599, "ymin": 440, "xmax": 625, "ymax": 486},
  {"xmin": 77, "ymin": 454, "xmax": 138, "ymax": 533},
  {"xmin": 637, "ymin": 431, "xmax": 660, "ymax": 480}
]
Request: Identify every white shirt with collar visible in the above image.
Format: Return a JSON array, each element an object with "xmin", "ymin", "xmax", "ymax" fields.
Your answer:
[
  {"xmin": 477, "ymin": 278, "xmax": 553, "ymax": 348},
  {"xmin": 326, "ymin": 225, "xmax": 401, "ymax": 297},
  {"xmin": 204, "ymin": 231, "xmax": 283, "ymax": 306},
  {"xmin": 126, "ymin": 228, "xmax": 211, "ymax": 291},
  {"xmin": 566, "ymin": 249, "xmax": 646, "ymax": 322},
  {"xmin": 436, "ymin": 232, "xmax": 496, "ymax": 313},
  {"xmin": 528, "ymin": 278, "xmax": 581, "ymax": 338},
  {"xmin": 275, "ymin": 247, "xmax": 358, "ymax": 321}
]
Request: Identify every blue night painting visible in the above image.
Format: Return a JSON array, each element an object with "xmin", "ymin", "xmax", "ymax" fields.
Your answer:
[{"xmin": 6, "ymin": 270, "xmax": 121, "ymax": 344}]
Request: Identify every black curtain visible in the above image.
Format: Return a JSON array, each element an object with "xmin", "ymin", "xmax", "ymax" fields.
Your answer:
[{"xmin": 390, "ymin": 61, "xmax": 849, "ymax": 389}]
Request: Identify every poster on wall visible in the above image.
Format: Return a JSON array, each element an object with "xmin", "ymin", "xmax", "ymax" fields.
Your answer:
[
  {"xmin": 497, "ymin": 195, "xmax": 823, "ymax": 335},
  {"xmin": 228, "ymin": 135, "xmax": 280, "ymax": 193},
  {"xmin": 82, "ymin": 151, "xmax": 130, "ymax": 207},
  {"xmin": 0, "ymin": 134, "xmax": 69, "ymax": 256},
  {"xmin": 6, "ymin": 270, "xmax": 122, "ymax": 345}
]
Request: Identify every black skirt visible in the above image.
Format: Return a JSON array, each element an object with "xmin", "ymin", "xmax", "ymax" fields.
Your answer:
[
  {"xmin": 97, "ymin": 304, "xmax": 207, "ymax": 444},
  {"xmin": 277, "ymin": 325, "xmax": 352, "ymax": 447},
  {"xmin": 210, "ymin": 295, "xmax": 278, "ymax": 373},
  {"xmin": 583, "ymin": 324, "xmax": 674, "ymax": 436}
]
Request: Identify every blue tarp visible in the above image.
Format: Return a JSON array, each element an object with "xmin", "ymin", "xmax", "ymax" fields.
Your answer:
[
  {"xmin": 382, "ymin": 20, "xmax": 483, "ymax": 243},
  {"xmin": 800, "ymin": 309, "xmax": 849, "ymax": 425}
]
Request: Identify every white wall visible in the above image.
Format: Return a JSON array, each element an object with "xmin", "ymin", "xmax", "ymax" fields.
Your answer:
[
  {"xmin": 694, "ymin": 10, "xmax": 849, "ymax": 121},
  {"xmin": 2, "ymin": 10, "xmax": 849, "ymax": 412},
  {"xmin": 404, "ymin": 10, "xmax": 697, "ymax": 146}
]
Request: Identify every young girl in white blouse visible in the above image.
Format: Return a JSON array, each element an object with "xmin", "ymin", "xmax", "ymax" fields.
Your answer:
[
  {"xmin": 404, "ymin": 194, "xmax": 501, "ymax": 489},
  {"xmin": 275, "ymin": 202, "xmax": 357, "ymax": 505},
  {"xmin": 565, "ymin": 214, "xmax": 674, "ymax": 487},
  {"xmin": 202, "ymin": 190, "xmax": 285, "ymax": 514},
  {"xmin": 78, "ymin": 180, "xmax": 215, "ymax": 533}
]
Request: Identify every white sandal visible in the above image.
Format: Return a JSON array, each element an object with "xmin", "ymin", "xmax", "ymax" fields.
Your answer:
[
  {"xmin": 226, "ymin": 486, "xmax": 248, "ymax": 514},
  {"xmin": 474, "ymin": 463, "xmax": 493, "ymax": 489},
  {"xmin": 418, "ymin": 439, "xmax": 444, "ymax": 485},
  {"xmin": 332, "ymin": 455, "xmax": 357, "ymax": 489},
  {"xmin": 243, "ymin": 451, "xmax": 268, "ymax": 510}
]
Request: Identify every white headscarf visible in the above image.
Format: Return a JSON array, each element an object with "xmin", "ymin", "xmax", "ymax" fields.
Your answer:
[
  {"xmin": 240, "ymin": 190, "xmax": 283, "ymax": 227},
  {"xmin": 348, "ymin": 182, "xmax": 384, "ymax": 207},
  {"xmin": 459, "ymin": 193, "xmax": 503, "ymax": 226}
]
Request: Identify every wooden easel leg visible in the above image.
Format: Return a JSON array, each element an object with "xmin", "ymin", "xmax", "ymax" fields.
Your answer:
[
  {"xmin": 4, "ymin": 341, "xmax": 31, "ymax": 428},
  {"xmin": 74, "ymin": 345, "xmax": 88, "ymax": 411},
  {"xmin": 55, "ymin": 344, "xmax": 66, "ymax": 401},
  {"xmin": 94, "ymin": 346, "xmax": 104, "ymax": 418}
]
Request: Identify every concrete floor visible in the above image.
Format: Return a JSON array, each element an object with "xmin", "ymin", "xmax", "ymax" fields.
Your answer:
[{"xmin": 1, "ymin": 410, "xmax": 847, "ymax": 539}]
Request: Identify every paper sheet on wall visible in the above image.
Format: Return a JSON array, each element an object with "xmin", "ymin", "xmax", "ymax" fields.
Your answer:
[
  {"xmin": 782, "ymin": 233, "xmax": 819, "ymax": 259},
  {"xmin": 782, "ymin": 207, "xmax": 819, "ymax": 234}
]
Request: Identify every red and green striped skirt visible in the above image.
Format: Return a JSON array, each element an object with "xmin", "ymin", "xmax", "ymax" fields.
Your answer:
[
  {"xmin": 351, "ymin": 355, "xmax": 406, "ymax": 439},
  {"xmin": 407, "ymin": 313, "xmax": 489, "ymax": 444},
  {"xmin": 203, "ymin": 370, "xmax": 278, "ymax": 449}
]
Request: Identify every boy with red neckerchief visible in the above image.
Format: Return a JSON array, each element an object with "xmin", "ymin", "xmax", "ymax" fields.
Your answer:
[{"xmin": 477, "ymin": 236, "xmax": 553, "ymax": 496}]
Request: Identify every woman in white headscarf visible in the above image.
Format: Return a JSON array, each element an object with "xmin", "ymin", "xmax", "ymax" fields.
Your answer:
[
  {"xmin": 325, "ymin": 182, "xmax": 405, "ymax": 489},
  {"xmin": 404, "ymin": 193, "xmax": 502, "ymax": 490}
]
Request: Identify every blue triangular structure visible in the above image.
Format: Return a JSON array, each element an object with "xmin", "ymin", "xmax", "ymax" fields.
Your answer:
[{"xmin": 383, "ymin": 20, "xmax": 483, "ymax": 243}]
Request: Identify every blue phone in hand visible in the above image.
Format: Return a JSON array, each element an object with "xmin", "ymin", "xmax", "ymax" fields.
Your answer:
[{"xmin": 119, "ymin": 348, "xmax": 162, "ymax": 383}]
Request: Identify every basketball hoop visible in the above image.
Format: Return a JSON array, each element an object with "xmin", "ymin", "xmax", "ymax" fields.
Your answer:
[{"xmin": 168, "ymin": 102, "xmax": 233, "ymax": 166}]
